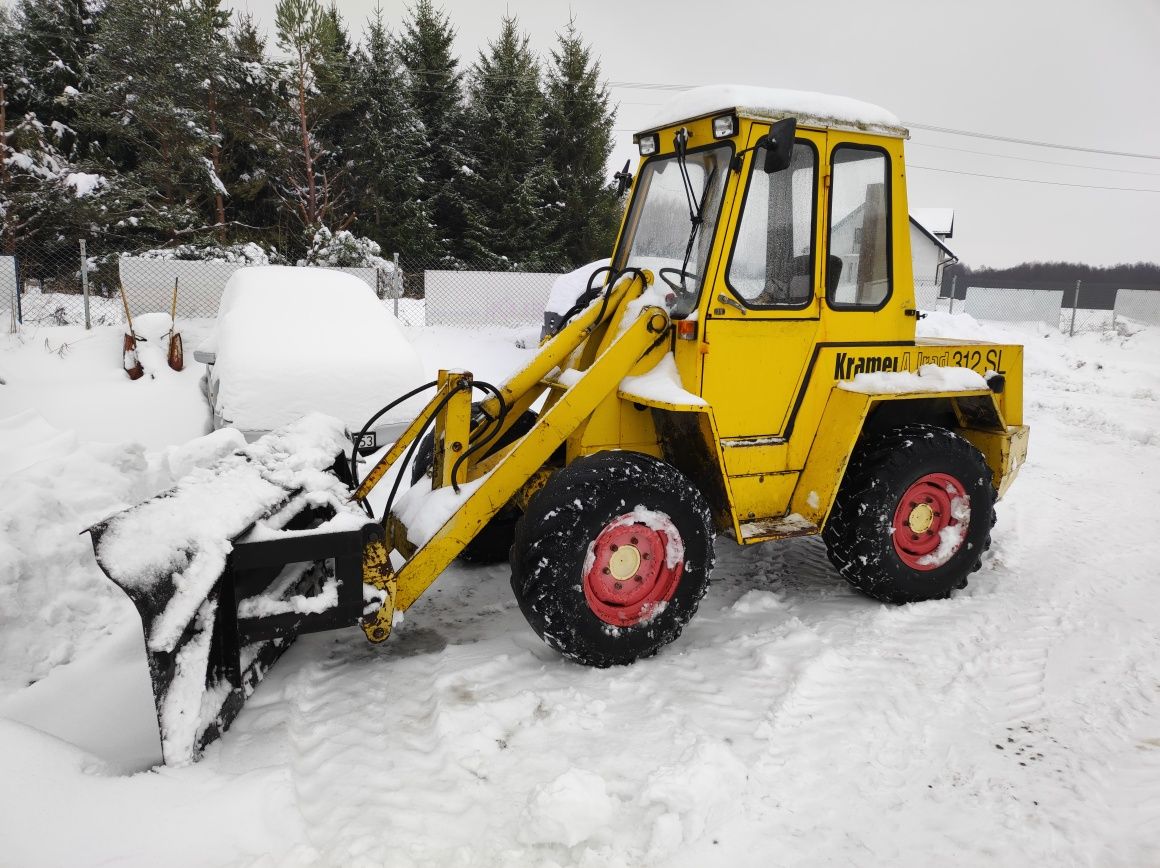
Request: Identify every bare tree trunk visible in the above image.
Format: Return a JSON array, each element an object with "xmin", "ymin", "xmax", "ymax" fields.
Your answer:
[{"xmin": 296, "ymin": 52, "xmax": 318, "ymax": 227}]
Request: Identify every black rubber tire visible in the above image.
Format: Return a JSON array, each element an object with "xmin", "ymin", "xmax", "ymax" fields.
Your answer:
[
  {"xmin": 410, "ymin": 410, "xmax": 537, "ymax": 564},
  {"xmin": 822, "ymin": 424, "xmax": 995, "ymax": 604},
  {"xmin": 510, "ymin": 451, "xmax": 715, "ymax": 667}
]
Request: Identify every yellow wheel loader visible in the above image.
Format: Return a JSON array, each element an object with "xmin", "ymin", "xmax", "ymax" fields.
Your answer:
[{"xmin": 90, "ymin": 86, "xmax": 1029, "ymax": 764}]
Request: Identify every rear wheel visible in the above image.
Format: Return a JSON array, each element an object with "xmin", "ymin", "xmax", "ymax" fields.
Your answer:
[
  {"xmin": 823, "ymin": 424, "xmax": 995, "ymax": 604},
  {"xmin": 510, "ymin": 451, "xmax": 715, "ymax": 667}
]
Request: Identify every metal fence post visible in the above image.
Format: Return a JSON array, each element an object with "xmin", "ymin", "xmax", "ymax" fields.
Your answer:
[
  {"xmin": 948, "ymin": 274, "xmax": 956, "ymax": 314},
  {"xmin": 392, "ymin": 251, "xmax": 400, "ymax": 318},
  {"xmin": 13, "ymin": 255, "xmax": 22, "ymax": 325},
  {"xmin": 1069, "ymin": 279, "xmax": 1080, "ymax": 337},
  {"xmin": 80, "ymin": 238, "xmax": 91, "ymax": 330}
]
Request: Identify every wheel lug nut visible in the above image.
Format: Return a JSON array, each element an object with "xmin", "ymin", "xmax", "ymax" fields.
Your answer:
[
  {"xmin": 642, "ymin": 553, "xmax": 651, "ymax": 560},
  {"xmin": 630, "ymin": 537, "xmax": 638, "ymax": 544},
  {"xmin": 634, "ymin": 576, "xmax": 643, "ymax": 582},
  {"xmin": 610, "ymin": 544, "xmax": 618, "ymax": 552},
  {"xmin": 614, "ymin": 582, "xmax": 623, "ymax": 590},
  {"xmin": 602, "ymin": 567, "xmax": 610, "ymax": 574}
]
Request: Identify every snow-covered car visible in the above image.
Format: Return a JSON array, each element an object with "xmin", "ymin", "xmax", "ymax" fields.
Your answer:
[
  {"xmin": 194, "ymin": 266, "xmax": 425, "ymax": 452},
  {"xmin": 541, "ymin": 258, "xmax": 611, "ymax": 340}
]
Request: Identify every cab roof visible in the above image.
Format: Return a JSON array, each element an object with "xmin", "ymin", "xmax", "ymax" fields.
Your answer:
[{"xmin": 637, "ymin": 84, "xmax": 909, "ymax": 140}]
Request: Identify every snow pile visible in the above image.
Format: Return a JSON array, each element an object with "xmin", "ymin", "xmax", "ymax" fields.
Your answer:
[
  {"xmin": 544, "ymin": 258, "xmax": 611, "ymax": 317},
  {"xmin": 207, "ymin": 266, "xmax": 425, "ymax": 433},
  {"xmin": 0, "ymin": 414, "xmax": 247, "ymax": 696},
  {"xmin": 646, "ymin": 84, "xmax": 903, "ymax": 133},
  {"xmin": 620, "ymin": 353, "xmax": 707, "ymax": 407},
  {"xmin": 518, "ymin": 768, "xmax": 616, "ymax": 847},
  {"xmin": 839, "ymin": 363, "xmax": 988, "ymax": 394}
]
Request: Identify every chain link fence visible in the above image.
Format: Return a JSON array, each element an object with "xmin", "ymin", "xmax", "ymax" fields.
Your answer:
[
  {"xmin": 4, "ymin": 243, "xmax": 1159, "ymax": 337},
  {"xmin": 914, "ymin": 277, "xmax": 1160, "ymax": 334},
  {"xmin": 1, "ymin": 240, "xmax": 578, "ymax": 334}
]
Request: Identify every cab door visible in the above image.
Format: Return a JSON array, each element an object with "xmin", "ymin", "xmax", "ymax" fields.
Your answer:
[
  {"xmin": 697, "ymin": 126, "xmax": 826, "ymax": 523},
  {"xmin": 699, "ymin": 126, "xmax": 825, "ymax": 443}
]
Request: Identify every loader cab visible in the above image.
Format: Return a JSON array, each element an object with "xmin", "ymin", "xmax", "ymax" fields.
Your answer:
[{"xmin": 621, "ymin": 95, "xmax": 917, "ymax": 444}]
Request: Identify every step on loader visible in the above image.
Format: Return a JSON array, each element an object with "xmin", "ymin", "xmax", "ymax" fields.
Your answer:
[{"xmin": 90, "ymin": 85, "xmax": 1030, "ymax": 764}]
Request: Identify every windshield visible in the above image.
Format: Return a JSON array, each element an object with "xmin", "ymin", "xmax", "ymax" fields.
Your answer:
[{"xmin": 615, "ymin": 144, "xmax": 731, "ymax": 318}]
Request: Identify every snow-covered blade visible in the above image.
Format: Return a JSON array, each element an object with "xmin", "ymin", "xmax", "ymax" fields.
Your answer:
[{"xmin": 87, "ymin": 414, "xmax": 378, "ymax": 765}]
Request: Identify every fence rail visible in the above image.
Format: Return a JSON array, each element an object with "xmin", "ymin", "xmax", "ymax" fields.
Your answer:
[{"xmin": 4, "ymin": 242, "xmax": 1159, "ymax": 336}]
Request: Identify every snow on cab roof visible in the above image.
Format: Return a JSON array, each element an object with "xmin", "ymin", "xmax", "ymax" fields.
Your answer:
[{"xmin": 641, "ymin": 84, "xmax": 907, "ymax": 138}]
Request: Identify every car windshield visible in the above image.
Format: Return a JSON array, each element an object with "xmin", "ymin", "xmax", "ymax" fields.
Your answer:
[{"xmin": 615, "ymin": 144, "xmax": 731, "ymax": 318}]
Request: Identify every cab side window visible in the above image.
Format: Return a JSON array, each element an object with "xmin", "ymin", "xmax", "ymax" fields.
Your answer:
[
  {"xmin": 726, "ymin": 141, "xmax": 817, "ymax": 308},
  {"xmin": 827, "ymin": 146, "xmax": 891, "ymax": 308}
]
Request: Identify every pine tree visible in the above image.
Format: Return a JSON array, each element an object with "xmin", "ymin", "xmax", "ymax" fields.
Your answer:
[
  {"xmin": 0, "ymin": 6, "xmax": 82, "ymax": 256},
  {"xmin": 398, "ymin": 0, "xmax": 467, "ymax": 263},
  {"xmin": 221, "ymin": 13, "xmax": 284, "ymax": 249},
  {"xmin": 348, "ymin": 10, "xmax": 436, "ymax": 259},
  {"xmin": 271, "ymin": 0, "xmax": 355, "ymax": 249},
  {"xmin": 82, "ymin": 0, "xmax": 235, "ymax": 246},
  {"xmin": 459, "ymin": 14, "xmax": 555, "ymax": 269},
  {"xmin": 542, "ymin": 18, "xmax": 619, "ymax": 266},
  {"xmin": 9, "ymin": 0, "xmax": 95, "ymax": 157}
]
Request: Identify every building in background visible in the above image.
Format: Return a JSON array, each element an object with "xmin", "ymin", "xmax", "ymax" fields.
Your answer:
[{"xmin": 909, "ymin": 208, "xmax": 957, "ymax": 287}]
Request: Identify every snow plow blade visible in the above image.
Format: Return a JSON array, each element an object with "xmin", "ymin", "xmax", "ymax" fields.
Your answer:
[{"xmin": 88, "ymin": 415, "xmax": 388, "ymax": 765}]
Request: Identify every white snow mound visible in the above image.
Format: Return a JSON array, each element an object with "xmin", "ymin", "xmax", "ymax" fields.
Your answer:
[{"xmin": 518, "ymin": 768, "xmax": 616, "ymax": 847}]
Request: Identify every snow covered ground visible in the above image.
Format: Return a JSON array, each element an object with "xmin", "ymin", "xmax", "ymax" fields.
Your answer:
[{"xmin": 2, "ymin": 313, "xmax": 1159, "ymax": 866}]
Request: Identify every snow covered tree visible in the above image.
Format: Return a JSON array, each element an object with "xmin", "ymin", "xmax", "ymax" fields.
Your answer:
[
  {"xmin": 81, "ymin": 0, "xmax": 236, "ymax": 245},
  {"xmin": 219, "ymin": 13, "xmax": 284, "ymax": 247},
  {"xmin": 398, "ymin": 0, "xmax": 468, "ymax": 263},
  {"xmin": 542, "ymin": 19, "xmax": 620, "ymax": 266},
  {"xmin": 270, "ymin": 0, "xmax": 356, "ymax": 248},
  {"xmin": 347, "ymin": 10, "xmax": 436, "ymax": 260},
  {"xmin": 459, "ymin": 15, "xmax": 556, "ymax": 269},
  {"xmin": 7, "ymin": 0, "xmax": 95, "ymax": 157}
]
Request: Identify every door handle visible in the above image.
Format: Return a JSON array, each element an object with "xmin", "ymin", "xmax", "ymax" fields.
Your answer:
[{"xmin": 717, "ymin": 294, "xmax": 747, "ymax": 315}]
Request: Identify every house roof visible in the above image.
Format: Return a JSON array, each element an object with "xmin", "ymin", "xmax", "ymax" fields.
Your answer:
[
  {"xmin": 909, "ymin": 215, "xmax": 958, "ymax": 261},
  {"xmin": 910, "ymin": 208, "xmax": 954, "ymax": 237}
]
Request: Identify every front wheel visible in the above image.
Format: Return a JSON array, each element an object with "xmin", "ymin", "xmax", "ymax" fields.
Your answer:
[
  {"xmin": 510, "ymin": 451, "xmax": 715, "ymax": 667},
  {"xmin": 823, "ymin": 424, "xmax": 996, "ymax": 604}
]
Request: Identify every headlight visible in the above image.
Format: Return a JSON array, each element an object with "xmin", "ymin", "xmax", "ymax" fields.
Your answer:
[
  {"xmin": 712, "ymin": 114, "xmax": 736, "ymax": 138},
  {"xmin": 638, "ymin": 134, "xmax": 658, "ymax": 156}
]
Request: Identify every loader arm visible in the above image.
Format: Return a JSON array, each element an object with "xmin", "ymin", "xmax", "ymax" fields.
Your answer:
[{"xmin": 361, "ymin": 302, "xmax": 672, "ymax": 633}]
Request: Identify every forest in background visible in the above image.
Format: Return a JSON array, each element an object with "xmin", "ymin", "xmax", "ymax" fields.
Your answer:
[{"xmin": 0, "ymin": 0, "xmax": 620, "ymax": 271}]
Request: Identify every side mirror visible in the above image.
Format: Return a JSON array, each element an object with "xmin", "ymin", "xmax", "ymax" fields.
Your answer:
[
  {"xmin": 762, "ymin": 117, "xmax": 798, "ymax": 173},
  {"xmin": 613, "ymin": 159, "xmax": 633, "ymax": 196}
]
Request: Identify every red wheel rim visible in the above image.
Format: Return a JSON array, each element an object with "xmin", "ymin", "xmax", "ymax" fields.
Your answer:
[
  {"xmin": 582, "ymin": 513, "xmax": 684, "ymax": 626},
  {"xmin": 891, "ymin": 472, "xmax": 971, "ymax": 571}
]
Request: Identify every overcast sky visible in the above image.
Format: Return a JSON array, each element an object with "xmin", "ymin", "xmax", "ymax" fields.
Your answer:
[{"xmin": 228, "ymin": 0, "xmax": 1157, "ymax": 267}]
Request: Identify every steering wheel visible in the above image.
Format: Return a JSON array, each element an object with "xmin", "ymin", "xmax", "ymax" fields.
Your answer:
[{"xmin": 658, "ymin": 267, "xmax": 699, "ymax": 296}]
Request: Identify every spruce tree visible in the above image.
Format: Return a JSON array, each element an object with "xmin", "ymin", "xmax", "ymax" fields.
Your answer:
[
  {"xmin": 542, "ymin": 18, "xmax": 620, "ymax": 266},
  {"xmin": 221, "ymin": 13, "xmax": 284, "ymax": 249},
  {"xmin": 271, "ymin": 0, "xmax": 355, "ymax": 250},
  {"xmin": 397, "ymin": 0, "xmax": 467, "ymax": 264},
  {"xmin": 348, "ymin": 10, "xmax": 436, "ymax": 259},
  {"xmin": 9, "ymin": 0, "xmax": 95, "ymax": 157},
  {"xmin": 459, "ymin": 15, "xmax": 555, "ymax": 269},
  {"xmin": 82, "ymin": 0, "xmax": 235, "ymax": 246}
]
